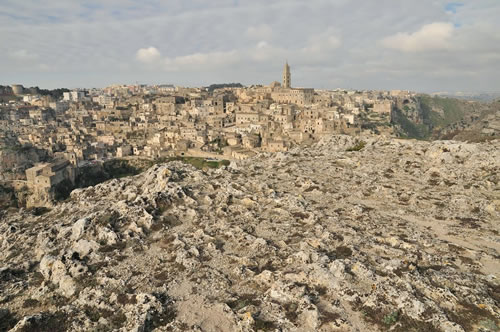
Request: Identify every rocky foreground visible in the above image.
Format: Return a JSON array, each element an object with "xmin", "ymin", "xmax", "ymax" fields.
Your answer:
[{"xmin": 0, "ymin": 136, "xmax": 499, "ymax": 332}]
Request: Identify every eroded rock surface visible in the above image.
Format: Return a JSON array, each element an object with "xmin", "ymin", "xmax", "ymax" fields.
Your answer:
[{"xmin": 0, "ymin": 135, "xmax": 499, "ymax": 331}]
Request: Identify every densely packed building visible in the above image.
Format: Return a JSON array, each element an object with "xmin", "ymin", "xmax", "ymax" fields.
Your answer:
[{"xmin": 0, "ymin": 63, "xmax": 412, "ymax": 204}]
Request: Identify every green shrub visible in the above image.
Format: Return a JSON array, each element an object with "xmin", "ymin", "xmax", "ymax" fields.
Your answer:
[
  {"xmin": 161, "ymin": 156, "xmax": 230, "ymax": 170},
  {"xmin": 53, "ymin": 179, "xmax": 74, "ymax": 201},
  {"xmin": 103, "ymin": 159, "xmax": 140, "ymax": 178},
  {"xmin": 29, "ymin": 207, "xmax": 51, "ymax": 216},
  {"xmin": 383, "ymin": 311, "xmax": 399, "ymax": 326},
  {"xmin": 346, "ymin": 141, "xmax": 366, "ymax": 152}
]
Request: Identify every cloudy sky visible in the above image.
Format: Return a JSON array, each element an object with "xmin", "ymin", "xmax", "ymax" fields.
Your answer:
[{"xmin": 0, "ymin": 0, "xmax": 499, "ymax": 92}]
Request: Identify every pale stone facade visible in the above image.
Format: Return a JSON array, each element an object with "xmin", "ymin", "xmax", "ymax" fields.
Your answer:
[
  {"xmin": 25, "ymin": 160, "xmax": 76, "ymax": 207},
  {"xmin": 271, "ymin": 88, "xmax": 314, "ymax": 106},
  {"xmin": 373, "ymin": 100, "xmax": 394, "ymax": 114},
  {"xmin": 26, "ymin": 160, "xmax": 75, "ymax": 191},
  {"xmin": 283, "ymin": 62, "xmax": 291, "ymax": 89}
]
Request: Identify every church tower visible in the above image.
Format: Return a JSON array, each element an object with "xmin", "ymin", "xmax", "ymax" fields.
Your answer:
[{"xmin": 282, "ymin": 61, "xmax": 291, "ymax": 89}]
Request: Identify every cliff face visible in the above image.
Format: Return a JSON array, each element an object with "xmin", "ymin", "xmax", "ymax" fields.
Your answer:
[
  {"xmin": 0, "ymin": 143, "xmax": 48, "ymax": 182},
  {"xmin": 392, "ymin": 95, "xmax": 500, "ymax": 142},
  {"xmin": 1, "ymin": 136, "xmax": 499, "ymax": 332}
]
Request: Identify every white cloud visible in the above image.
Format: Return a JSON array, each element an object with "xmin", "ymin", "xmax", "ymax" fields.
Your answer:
[
  {"xmin": 138, "ymin": 45, "xmax": 243, "ymax": 72},
  {"xmin": 246, "ymin": 24, "xmax": 272, "ymax": 41},
  {"xmin": 163, "ymin": 50, "xmax": 240, "ymax": 72},
  {"xmin": 38, "ymin": 63, "xmax": 51, "ymax": 71},
  {"xmin": 136, "ymin": 47, "xmax": 161, "ymax": 63},
  {"xmin": 301, "ymin": 27, "xmax": 341, "ymax": 59},
  {"xmin": 381, "ymin": 22, "xmax": 454, "ymax": 52},
  {"xmin": 251, "ymin": 41, "xmax": 287, "ymax": 62},
  {"xmin": 9, "ymin": 49, "xmax": 39, "ymax": 61},
  {"xmin": 6, "ymin": 49, "xmax": 51, "ymax": 72},
  {"xmin": 249, "ymin": 27, "xmax": 341, "ymax": 65}
]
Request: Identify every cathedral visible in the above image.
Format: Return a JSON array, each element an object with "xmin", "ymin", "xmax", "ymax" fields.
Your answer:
[
  {"xmin": 269, "ymin": 62, "xmax": 314, "ymax": 106},
  {"xmin": 282, "ymin": 61, "xmax": 291, "ymax": 89}
]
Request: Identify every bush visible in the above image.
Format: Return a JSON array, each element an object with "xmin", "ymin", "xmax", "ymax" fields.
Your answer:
[
  {"xmin": 75, "ymin": 167, "xmax": 109, "ymax": 188},
  {"xmin": 103, "ymin": 159, "xmax": 141, "ymax": 178},
  {"xmin": 0, "ymin": 308, "xmax": 18, "ymax": 331},
  {"xmin": 18, "ymin": 311, "xmax": 70, "ymax": 332},
  {"xmin": 346, "ymin": 141, "xmax": 366, "ymax": 152},
  {"xmin": 161, "ymin": 156, "xmax": 230, "ymax": 170},
  {"xmin": 75, "ymin": 160, "xmax": 141, "ymax": 190},
  {"xmin": 53, "ymin": 179, "xmax": 74, "ymax": 201},
  {"xmin": 0, "ymin": 183, "xmax": 17, "ymax": 208},
  {"xmin": 383, "ymin": 311, "xmax": 399, "ymax": 326},
  {"xmin": 29, "ymin": 207, "xmax": 51, "ymax": 216}
]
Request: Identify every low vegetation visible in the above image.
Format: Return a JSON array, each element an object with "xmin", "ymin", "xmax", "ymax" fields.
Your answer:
[
  {"xmin": 160, "ymin": 156, "xmax": 230, "ymax": 170},
  {"xmin": 346, "ymin": 140, "xmax": 366, "ymax": 152},
  {"xmin": 18, "ymin": 311, "xmax": 71, "ymax": 332},
  {"xmin": 418, "ymin": 95, "xmax": 467, "ymax": 128},
  {"xmin": 53, "ymin": 179, "xmax": 74, "ymax": 201},
  {"xmin": 0, "ymin": 309, "xmax": 18, "ymax": 331},
  {"xmin": 75, "ymin": 159, "xmax": 142, "ymax": 189},
  {"xmin": 206, "ymin": 83, "xmax": 243, "ymax": 92},
  {"xmin": 0, "ymin": 183, "xmax": 16, "ymax": 208},
  {"xmin": 391, "ymin": 109, "xmax": 430, "ymax": 140}
]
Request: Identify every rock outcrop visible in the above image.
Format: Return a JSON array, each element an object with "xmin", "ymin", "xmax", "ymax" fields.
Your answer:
[{"xmin": 0, "ymin": 135, "xmax": 499, "ymax": 331}]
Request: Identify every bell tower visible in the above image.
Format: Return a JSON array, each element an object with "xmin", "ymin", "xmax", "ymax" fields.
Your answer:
[{"xmin": 282, "ymin": 61, "xmax": 291, "ymax": 89}]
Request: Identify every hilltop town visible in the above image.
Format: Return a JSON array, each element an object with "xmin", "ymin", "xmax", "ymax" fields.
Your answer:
[{"xmin": 1, "ymin": 63, "xmax": 420, "ymax": 208}]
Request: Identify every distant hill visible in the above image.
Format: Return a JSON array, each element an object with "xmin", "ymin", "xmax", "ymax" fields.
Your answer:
[
  {"xmin": 432, "ymin": 92, "xmax": 500, "ymax": 102},
  {"xmin": 0, "ymin": 85, "xmax": 16, "ymax": 102},
  {"xmin": 0, "ymin": 85, "xmax": 69, "ymax": 100},
  {"xmin": 206, "ymin": 83, "xmax": 243, "ymax": 92},
  {"xmin": 0, "ymin": 85, "xmax": 14, "ymax": 95},
  {"xmin": 26, "ymin": 87, "xmax": 70, "ymax": 99}
]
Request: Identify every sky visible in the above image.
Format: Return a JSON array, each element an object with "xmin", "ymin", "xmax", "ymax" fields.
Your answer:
[{"xmin": 0, "ymin": 0, "xmax": 499, "ymax": 92}]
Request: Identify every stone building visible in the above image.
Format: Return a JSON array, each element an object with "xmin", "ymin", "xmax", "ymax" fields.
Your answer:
[
  {"xmin": 116, "ymin": 145, "xmax": 132, "ymax": 158},
  {"xmin": 373, "ymin": 100, "xmax": 394, "ymax": 114},
  {"xmin": 283, "ymin": 62, "xmax": 291, "ymax": 89},
  {"xmin": 270, "ymin": 62, "xmax": 314, "ymax": 106},
  {"xmin": 25, "ymin": 159, "xmax": 76, "ymax": 207},
  {"xmin": 26, "ymin": 160, "xmax": 75, "ymax": 190},
  {"xmin": 242, "ymin": 134, "xmax": 260, "ymax": 148},
  {"xmin": 271, "ymin": 88, "xmax": 314, "ymax": 106},
  {"xmin": 235, "ymin": 113, "xmax": 261, "ymax": 124},
  {"xmin": 11, "ymin": 84, "xmax": 24, "ymax": 95}
]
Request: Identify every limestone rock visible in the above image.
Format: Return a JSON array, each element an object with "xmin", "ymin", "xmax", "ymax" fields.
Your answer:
[{"xmin": 0, "ymin": 136, "xmax": 499, "ymax": 331}]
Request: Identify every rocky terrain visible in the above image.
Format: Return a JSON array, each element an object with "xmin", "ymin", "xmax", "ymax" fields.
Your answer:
[{"xmin": 0, "ymin": 135, "xmax": 499, "ymax": 332}]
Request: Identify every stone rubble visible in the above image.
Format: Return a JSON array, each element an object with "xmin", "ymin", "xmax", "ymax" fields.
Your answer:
[{"xmin": 0, "ymin": 135, "xmax": 499, "ymax": 332}]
